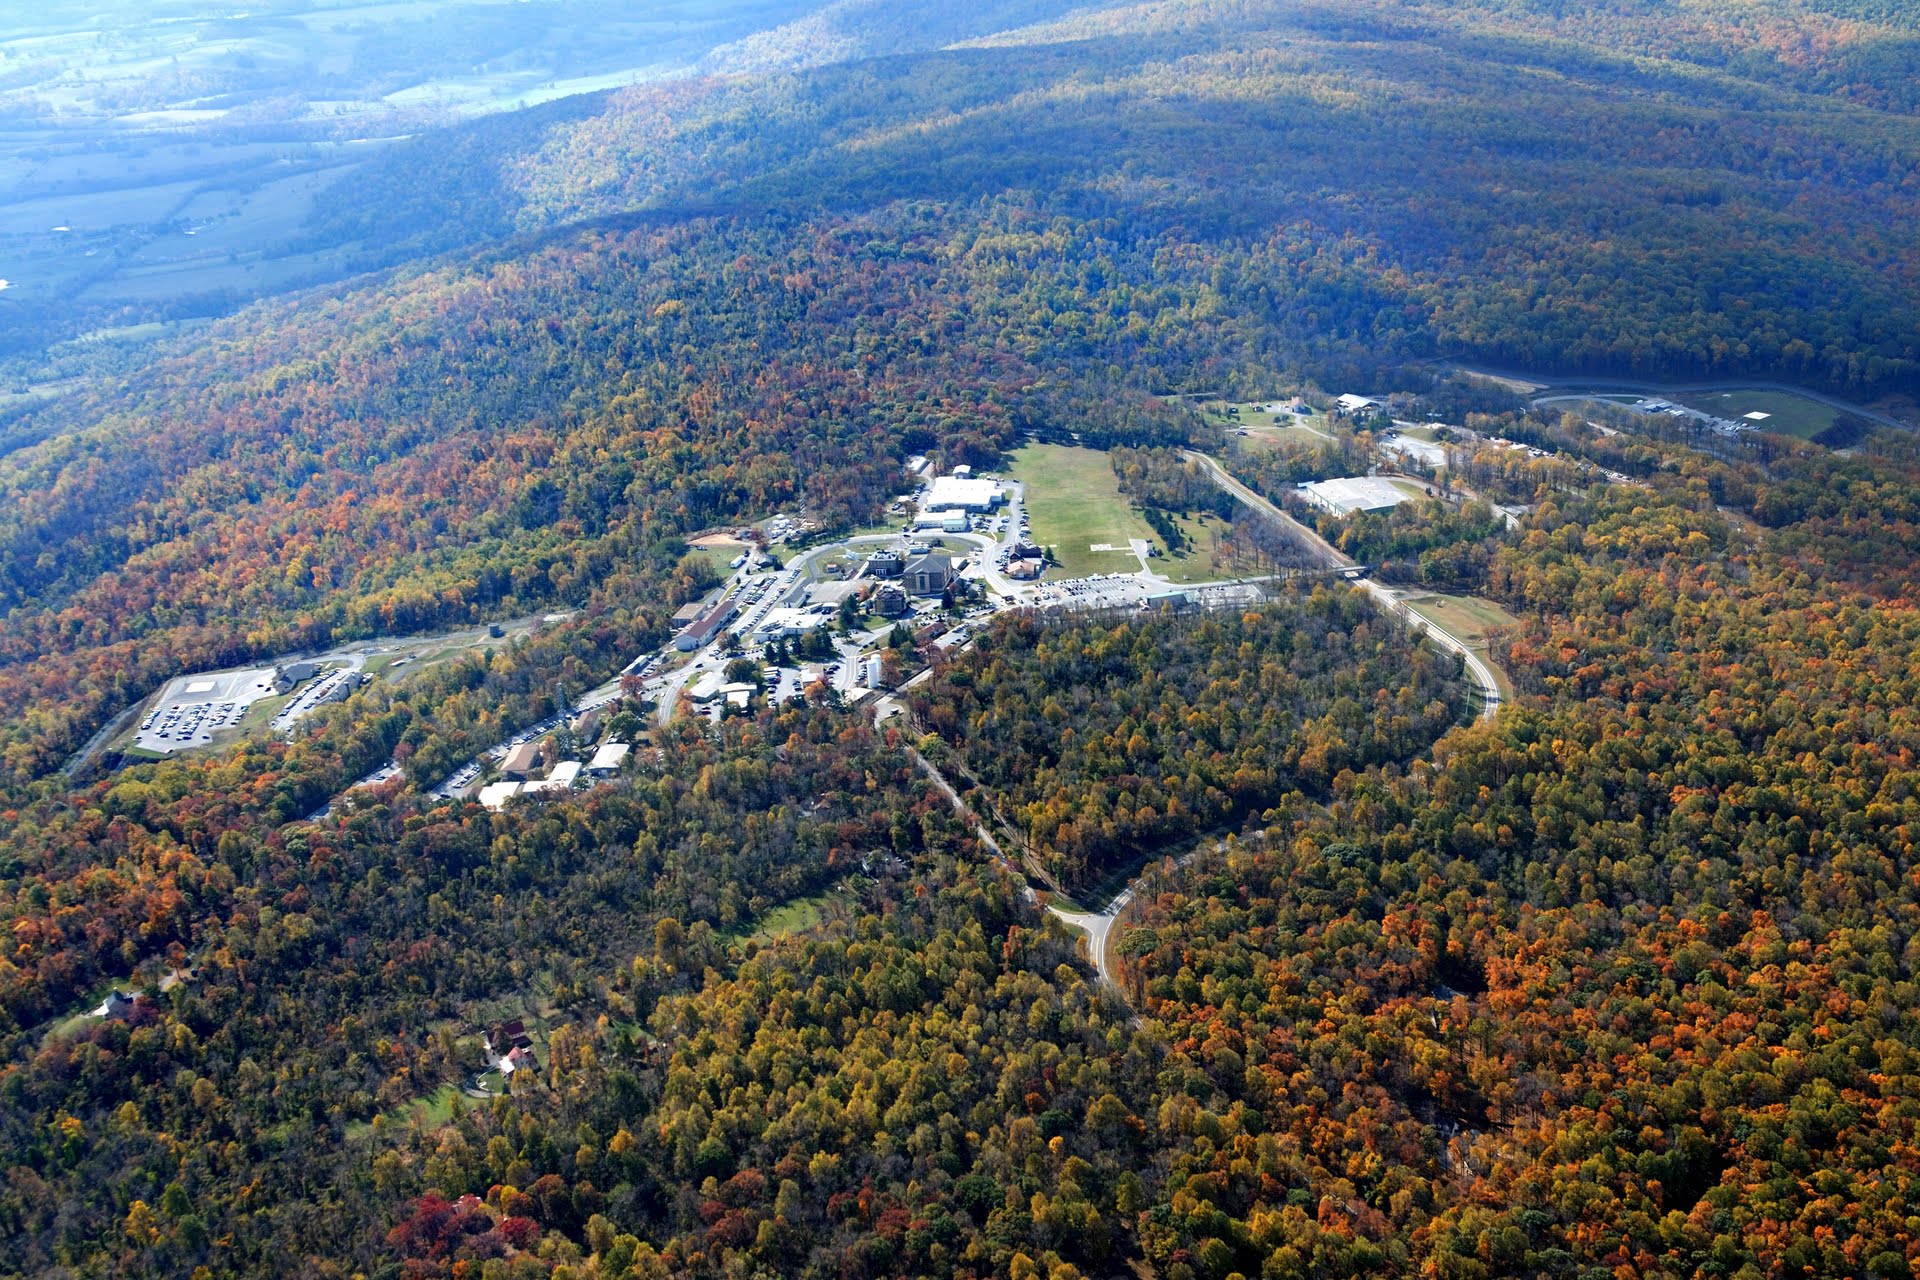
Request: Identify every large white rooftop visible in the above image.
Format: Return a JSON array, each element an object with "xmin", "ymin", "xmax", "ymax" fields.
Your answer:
[
  {"xmin": 921, "ymin": 476, "xmax": 1005, "ymax": 511},
  {"xmin": 1299, "ymin": 476, "xmax": 1414, "ymax": 515}
]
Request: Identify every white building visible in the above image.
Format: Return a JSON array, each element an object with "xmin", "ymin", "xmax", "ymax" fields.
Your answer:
[
  {"xmin": 1298, "ymin": 476, "xmax": 1415, "ymax": 516},
  {"xmin": 1336, "ymin": 394, "xmax": 1379, "ymax": 414},
  {"xmin": 587, "ymin": 742, "xmax": 631, "ymax": 775},
  {"xmin": 754, "ymin": 606, "xmax": 833, "ymax": 643},
  {"xmin": 547, "ymin": 761, "xmax": 582, "ymax": 788},
  {"xmin": 921, "ymin": 476, "xmax": 1006, "ymax": 512},
  {"xmin": 479, "ymin": 781, "xmax": 522, "ymax": 812}
]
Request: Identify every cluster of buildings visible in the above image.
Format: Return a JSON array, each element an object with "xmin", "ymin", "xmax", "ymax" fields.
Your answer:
[
  {"xmin": 672, "ymin": 594, "xmax": 738, "ymax": 652},
  {"xmin": 483, "ymin": 1017, "xmax": 539, "ymax": 1077},
  {"xmin": 1002, "ymin": 540, "xmax": 1047, "ymax": 580},
  {"xmin": 1635, "ymin": 398, "xmax": 1766, "ymax": 436},
  {"xmin": 689, "ymin": 671, "xmax": 759, "ymax": 711},
  {"xmin": 480, "ymin": 737, "xmax": 633, "ymax": 811},
  {"xmin": 909, "ymin": 465, "xmax": 1007, "ymax": 534},
  {"xmin": 864, "ymin": 545, "xmax": 958, "ymax": 598}
]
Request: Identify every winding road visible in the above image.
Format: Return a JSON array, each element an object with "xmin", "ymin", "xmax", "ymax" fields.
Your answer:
[
  {"xmin": 887, "ymin": 456, "xmax": 1511, "ymax": 1000},
  {"xmin": 1183, "ymin": 451, "xmax": 1503, "ymax": 721},
  {"xmin": 1434, "ymin": 362, "xmax": 1916, "ymax": 434}
]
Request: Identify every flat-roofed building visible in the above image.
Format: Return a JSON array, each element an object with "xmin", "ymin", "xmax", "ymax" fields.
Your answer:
[
  {"xmin": 920, "ymin": 476, "xmax": 1006, "ymax": 512},
  {"xmin": 754, "ymin": 606, "xmax": 831, "ymax": 644},
  {"xmin": 1298, "ymin": 476, "xmax": 1413, "ymax": 516},
  {"xmin": 587, "ymin": 742, "xmax": 631, "ymax": 775}
]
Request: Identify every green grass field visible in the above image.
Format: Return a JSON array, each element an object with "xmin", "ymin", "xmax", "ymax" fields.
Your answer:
[
  {"xmin": 346, "ymin": 1084, "xmax": 464, "ymax": 1142},
  {"xmin": 747, "ymin": 894, "xmax": 832, "ymax": 941},
  {"xmin": 1401, "ymin": 591, "xmax": 1519, "ymax": 700},
  {"xmin": 694, "ymin": 544, "xmax": 744, "ymax": 576},
  {"xmin": 1208, "ymin": 402, "xmax": 1335, "ymax": 451},
  {"xmin": 1681, "ymin": 390, "xmax": 1836, "ymax": 440},
  {"xmin": 1009, "ymin": 444, "xmax": 1161, "ymax": 577},
  {"xmin": 1155, "ymin": 512, "xmax": 1241, "ymax": 584}
]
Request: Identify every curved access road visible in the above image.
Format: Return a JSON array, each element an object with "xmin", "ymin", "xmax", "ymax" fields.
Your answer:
[
  {"xmin": 1435, "ymin": 362, "xmax": 1915, "ymax": 434},
  {"xmin": 1184, "ymin": 450, "xmax": 1503, "ymax": 722}
]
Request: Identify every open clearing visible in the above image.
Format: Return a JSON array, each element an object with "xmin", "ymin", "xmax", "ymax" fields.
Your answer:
[
  {"xmin": 1678, "ymin": 389, "xmax": 1837, "ymax": 440},
  {"xmin": 1207, "ymin": 401, "xmax": 1336, "ymax": 450},
  {"xmin": 1009, "ymin": 443, "xmax": 1163, "ymax": 577},
  {"xmin": 1155, "ymin": 512, "xmax": 1243, "ymax": 584},
  {"xmin": 743, "ymin": 892, "xmax": 838, "ymax": 942},
  {"xmin": 347, "ymin": 1084, "xmax": 463, "ymax": 1141},
  {"xmin": 1400, "ymin": 592, "xmax": 1519, "ymax": 700}
]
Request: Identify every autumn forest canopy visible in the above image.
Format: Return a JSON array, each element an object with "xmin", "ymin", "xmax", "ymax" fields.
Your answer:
[{"xmin": 3, "ymin": 0, "xmax": 1920, "ymax": 1278}]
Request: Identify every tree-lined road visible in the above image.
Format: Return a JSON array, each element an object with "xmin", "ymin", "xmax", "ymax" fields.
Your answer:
[{"xmin": 1185, "ymin": 450, "xmax": 1503, "ymax": 721}]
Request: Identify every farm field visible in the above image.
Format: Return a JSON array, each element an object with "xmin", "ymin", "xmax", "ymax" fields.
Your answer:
[
  {"xmin": 1008, "ymin": 443, "xmax": 1162, "ymax": 577},
  {"xmin": 0, "ymin": 0, "xmax": 812, "ymax": 363}
]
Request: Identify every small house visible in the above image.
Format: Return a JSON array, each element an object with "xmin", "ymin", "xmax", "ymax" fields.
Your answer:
[{"xmin": 486, "ymin": 1018, "xmax": 533, "ymax": 1058}]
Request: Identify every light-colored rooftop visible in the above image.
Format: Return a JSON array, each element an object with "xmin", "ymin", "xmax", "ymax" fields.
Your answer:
[
  {"xmin": 921, "ymin": 476, "xmax": 1005, "ymax": 511},
  {"xmin": 756, "ymin": 606, "xmax": 832, "ymax": 637},
  {"xmin": 479, "ymin": 781, "xmax": 521, "ymax": 811},
  {"xmin": 1299, "ymin": 476, "xmax": 1414, "ymax": 515},
  {"xmin": 589, "ymin": 742, "xmax": 631, "ymax": 772}
]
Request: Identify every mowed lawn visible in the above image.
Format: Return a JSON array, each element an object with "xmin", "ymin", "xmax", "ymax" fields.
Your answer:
[
  {"xmin": 1682, "ymin": 389, "xmax": 1836, "ymax": 440},
  {"xmin": 1401, "ymin": 591, "xmax": 1520, "ymax": 700},
  {"xmin": 1209, "ymin": 402, "xmax": 1336, "ymax": 450},
  {"xmin": 1009, "ymin": 444, "xmax": 1161, "ymax": 577},
  {"xmin": 1157, "ymin": 512, "xmax": 1241, "ymax": 584}
]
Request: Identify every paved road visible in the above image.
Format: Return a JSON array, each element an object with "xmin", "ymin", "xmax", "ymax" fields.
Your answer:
[
  {"xmin": 1185, "ymin": 450, "xmax": 1503, "ymax": 722},
  {"xmin": 1439, "ymin": 362, "xmax": 1915, "ymax": 434},
  {"xmin": 1045, "ymin": 848, "xmax": 1208, "ymax": 989},
  {"xmin": 1183, "ymin": 451, "xmax": 1348, "ymax": 572}
]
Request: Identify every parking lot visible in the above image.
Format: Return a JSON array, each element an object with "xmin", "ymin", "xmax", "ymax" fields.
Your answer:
[
  {"xmin": 268, "ymin": 664, "xmax": 363, "ymax": 733},
  {"xmin": 132, "ymin": 667, "xmax": 279, "ymax": 754},
  {"xmin": 1033, "ymin": 573, "xmax": 1159, "ymax": 610}
]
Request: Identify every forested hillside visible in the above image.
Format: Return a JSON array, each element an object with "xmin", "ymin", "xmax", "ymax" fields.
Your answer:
[
  {"xmin": 3, "ymin": 0, "xmax": 1917, "ymax": 784},
  {"xmin": 1, "ymin": 0, "xmax": 1920, "ymax": 1277},
  {"xmin": 909, "ymin": 597, "xmax": 1468, "ymax": 889}
]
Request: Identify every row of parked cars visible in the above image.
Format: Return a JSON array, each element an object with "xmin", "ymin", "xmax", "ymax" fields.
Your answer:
[{"xmin": 141, "ymin": 700, "xmax": 238, "ymax": 742}]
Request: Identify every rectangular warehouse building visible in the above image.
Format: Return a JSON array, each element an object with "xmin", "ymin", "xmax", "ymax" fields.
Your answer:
[
  {"xmin": 1298, "ymin": 477, "xmax": 1415, "ymax": 516},
  {"xmin": 920, "ymin": 476, "xmax": 1006, "ymax": 512}
]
